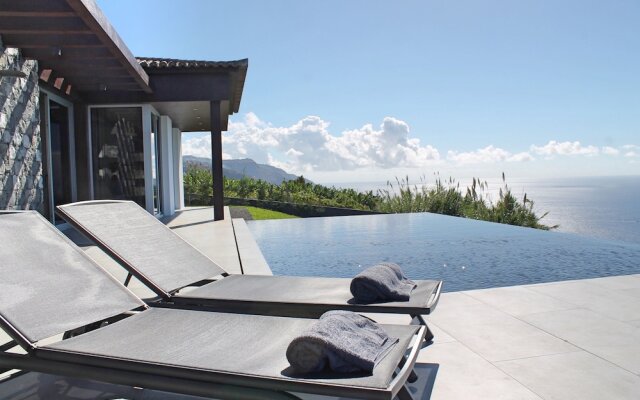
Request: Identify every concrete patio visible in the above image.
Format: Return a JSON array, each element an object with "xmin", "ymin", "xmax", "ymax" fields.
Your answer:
[{"xmin": 2, "ymin": 207, "xmax": 639, "ymax": 399}]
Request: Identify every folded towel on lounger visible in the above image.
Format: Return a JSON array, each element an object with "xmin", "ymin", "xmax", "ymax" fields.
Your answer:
[
  {"xmin": 286, "ymin": 310, "xmax": 398, "ymax": 374},
  {"xmin": 350, "ymin": 262, "xmax": 417, "ymax": 303}
]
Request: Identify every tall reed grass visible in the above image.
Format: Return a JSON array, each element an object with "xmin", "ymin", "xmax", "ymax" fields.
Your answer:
[
  {"xmin": 376, "ymin": 173, "xmax": 556, "ymax": 230},
  {"xmin": 184, "ymin": 165, "xmax": 555, "ymax": 230}
]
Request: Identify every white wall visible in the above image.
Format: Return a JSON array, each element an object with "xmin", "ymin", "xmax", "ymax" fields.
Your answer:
[
  {"xmin": 172, "ymin": 127, "xmax": 184, "ymax": 209},
  {"xmin": 141, "ymin": 105, "xmax": 153, "ymax": 213},
  {"xmin": 159, "ymin": 115, "xmax": 175, "ymax": 215}
]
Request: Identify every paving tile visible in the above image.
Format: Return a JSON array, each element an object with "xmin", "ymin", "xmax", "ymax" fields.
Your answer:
[
  {"xmin": 430, "ymin": 303, "xmax": 577, "ymax": 362},
  {"xmin": 585, "ymin": 274, "xmax": 640, "ymax": 290},
  {"xmin": 521, "ymin": 308, "xmax": 640, "ymax": 374},
  {"xmin": 496, "ymin": 351, "xmax": 640, "ymax": 400},
  {"xmin": 426, "ymin": 322, "xmax": 457, "ymax": 344},
  {"xmin": 431, "ymin": 291, "xmax": 485, "ymax": 313},
  {"xmin": 527, "ymin": 280, "xmax": 640, "ymax": 322},
  {"xmin": 363, "ymin": 314, "xmax": 457, "ymax": 344},
  {"xmin": 167, "ymin": 207, "xmax": 242, "ymax": 274},
  {"xmin": 620, "ymin": 288, "xmax": 640, "ymax": 299},
  {"xmin": 415, "ymin": 342, "xmax": 542, "ymax": 400},
  {"xmin": 465, "ymin": 286, "xmax": 575, "ymax": 317},
  {"xmin": 232, "ymin": 218, "xmax": 272, "ymax": 275}
]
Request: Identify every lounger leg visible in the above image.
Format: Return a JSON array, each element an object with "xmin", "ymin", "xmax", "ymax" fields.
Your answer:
[
  {"xmin": 410, "ymin": 314, "xmax": 434, "ymax": 342},
  {"xmin": 395, "ymin": 385, "xmax": 415, "ymax": 400},
  {"xmin": 124, "ymin": 272, "xmax": 133, "ymax": 287},
  {"xmin": 397, "ymin": 354, "xmax": 419, "ymax": 384}
]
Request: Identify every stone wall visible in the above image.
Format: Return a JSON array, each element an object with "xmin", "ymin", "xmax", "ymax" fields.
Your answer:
[{"xmin": 0, "ymin": 36, "xmax": 43, "ymax": 211}]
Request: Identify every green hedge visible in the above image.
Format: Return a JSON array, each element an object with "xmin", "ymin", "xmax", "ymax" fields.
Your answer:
[{"xmin": 184, "ymin": 166, "xmax": 555, "ymax": 230}]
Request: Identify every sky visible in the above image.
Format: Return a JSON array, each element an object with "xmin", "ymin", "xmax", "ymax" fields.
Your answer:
[{"xmin": 97, "ymin": 0, "xmax": 639, "ymax": 184}]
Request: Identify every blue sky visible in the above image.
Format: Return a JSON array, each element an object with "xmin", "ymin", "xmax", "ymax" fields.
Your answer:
[{"xmin": 98, "ymin": 0, "xmax": 639, "ymax": 183}]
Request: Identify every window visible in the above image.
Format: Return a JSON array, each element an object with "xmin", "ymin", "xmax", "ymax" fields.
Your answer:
[{"xmin": 90, "ymin": 107, "xmax": 145, "ymax": 207}]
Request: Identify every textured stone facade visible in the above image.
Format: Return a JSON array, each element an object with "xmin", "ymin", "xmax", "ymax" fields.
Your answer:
[{"xmin": 0, "ymin": 37, "xmax": 43, "ymax": 211}]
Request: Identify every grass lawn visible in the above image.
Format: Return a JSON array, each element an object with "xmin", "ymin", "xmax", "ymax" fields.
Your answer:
[{"xmin": 245, "ymin": 206, "xmax": 298, "ymax": 220}]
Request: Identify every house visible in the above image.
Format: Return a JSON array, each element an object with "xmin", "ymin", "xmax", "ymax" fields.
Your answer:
[{"xmin": 0, "ymin": 0, "xmax": 247, "ymax": 221}]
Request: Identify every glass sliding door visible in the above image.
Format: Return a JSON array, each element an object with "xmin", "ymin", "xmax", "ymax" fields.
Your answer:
[
  {"xmin": 40, "ymin": 91, "xmax": 76, "ymax": 223},
  {"xmin": 90, "ymin": 107, "xmax": 145, "ymax": 207},
  {"xmin": 49, "ymin": 100, "xmax": 72, "ymax": 211}
]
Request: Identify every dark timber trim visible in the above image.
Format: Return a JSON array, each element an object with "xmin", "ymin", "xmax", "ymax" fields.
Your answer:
[{"xmin": 210, "ymin": 101, "xmax": 224, "ymax": 220}]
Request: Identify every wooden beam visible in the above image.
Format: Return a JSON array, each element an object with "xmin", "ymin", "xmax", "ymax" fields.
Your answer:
[
  {"xmin": 147, "ymin": 72, "xmax": 232, "ymax": 102},
  {"xmin": 8, "ymin": 44, "xmax": 104, "ymax": 49},
  {"xmin": 0, "ymin": 30, "xmax": 93, "ymax": 35},
  {"xmin": 66, "ymin": 0, "xmax": 151, "ymax": 92},
  {"xmin": 53, "ymin": 77, "xmax": 65, "ymax": 89},
  {"xmin": 210, "ymin": 101, "xmax": 224, "ymax": 221},
  {"xmin": 0, "ymin": 14, "xmax": 93, "ymax": 34},
  {"xmin": 0, "ymin": 11, "xmax": 76, "ymax": 17},
  {"xmin": 0, "ymin": 0, "xmax": 74, "ymax": 14},
  {"xmin": 19, "ymin": 46, "xmax": 111, "ymax": 60},
  {"xmin": 40, "ymin": 69, "xmax": 53, "ymax": 82},
  {"xmin": 39, "ymin": 59, "xmax": 124, "ymax": 70},
  {"xmin": 0, "ymin": 33, "xmax": 102, "ymax": 46}
]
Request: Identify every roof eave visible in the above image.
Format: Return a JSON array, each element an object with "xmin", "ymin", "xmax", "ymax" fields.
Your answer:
[{"xmin": 65, "ymin": 0, "xmax": 151, "ymax": 93}]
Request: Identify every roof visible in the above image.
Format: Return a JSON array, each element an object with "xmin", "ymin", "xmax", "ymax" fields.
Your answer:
[
  {"xmin": 0, "ymin": 0, "xmax": 151, "ymax": 94},
  {"xmin": 137, "ymin": 57, "xmax": 248, "ymax": 114},
  {"xmin": 137, "ymin": 57, "xmax": 248, "ymax": 70}
]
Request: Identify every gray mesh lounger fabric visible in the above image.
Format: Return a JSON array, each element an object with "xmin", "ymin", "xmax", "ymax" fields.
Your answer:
[
  {"xmin": 40, "ymin": 308, "xmax": 419, "ymax": 391},
  {"xmin": 175, "ymin": 275, "xmax": 441, "ymax": 316},
  {"xmin": 57, "ymin": 201, "xmax": 226, "ymax": 294},
  {"xmin": 57, "ymin": 201, "xmax": 442, "ymax": 316},
  {"xmin": 0, "ymin": 211, "xmax": 144, "ymax": 343},
  {"xmin": 0, "ymin": 211, "xmax": 425, "ymax": 400}
]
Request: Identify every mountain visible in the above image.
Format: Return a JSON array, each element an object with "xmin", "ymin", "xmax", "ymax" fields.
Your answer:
[{"xmin": 183, "ymin": 156, "xmax": 301, "ymax": 185}]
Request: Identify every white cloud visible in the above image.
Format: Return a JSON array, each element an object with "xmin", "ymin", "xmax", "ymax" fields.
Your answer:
[
  {"xmin": 507, "ymin": 152, "xmax": 535, "ymax": 162},
  {"xmin": 530, "ymin": 140, "xmax": 599, "ymax": 156},
  {"xmin": 216, "ymin": 113, "xmax": 441, "ymax": 173},
  {"xmin": 182, "ymin": 135, "xmax": 232, "ymax": 159},
  {"xmin": 182, "ymin": 113, "xmax": 638, "ymax": 176},
  {"xmin": 447, "ymin": 146, "xmax": 533, "ymax": 165},
  {"xmin": 602, "ymin": 146, "xmax": 620, "ymax": 156},
  {"xmin": 181, "ymin": 135, "xmax": 211, "ymax": 158},
  {"xmin": 621, "ymin": 144, "xmax": 639, "ymax": 158}
]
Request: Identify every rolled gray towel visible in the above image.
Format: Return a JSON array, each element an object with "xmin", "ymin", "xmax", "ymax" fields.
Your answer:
[
  {"xmin": 350, "ymin": 262, "xmax": 417, "ymax": 303},
  {"xmin": 286, "ymin": 310, "xmax": 398, "ymax": 374}
]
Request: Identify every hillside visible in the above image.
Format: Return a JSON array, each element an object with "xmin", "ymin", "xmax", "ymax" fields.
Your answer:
[{"xmin": 183, "ymin": 156, "xmax": 300, "ymax": 185}]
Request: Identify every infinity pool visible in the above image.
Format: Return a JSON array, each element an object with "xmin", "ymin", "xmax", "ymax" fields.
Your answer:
[{"xmin": 247, "ymin": 212, "xmax": 640, "ymax": 292}]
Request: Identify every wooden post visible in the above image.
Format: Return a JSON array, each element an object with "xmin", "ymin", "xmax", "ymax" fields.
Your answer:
[{"xmin": 210, "ymin": 101, "xmax": 224, "ymax": 220}]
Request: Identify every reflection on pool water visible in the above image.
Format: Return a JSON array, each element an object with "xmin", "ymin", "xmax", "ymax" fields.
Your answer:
[{"xmin": 247, "ymin": 212, "xmax": 640, "ymax": 292}]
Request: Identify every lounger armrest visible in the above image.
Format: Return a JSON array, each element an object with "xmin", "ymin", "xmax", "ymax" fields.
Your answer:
[
  {"xmin": 388, "ymin": 326, "xmax": 426, "ymax": 398},
  {"xmin": 424, "ymin": 281, "xmax": 443, "ymax": 312}
]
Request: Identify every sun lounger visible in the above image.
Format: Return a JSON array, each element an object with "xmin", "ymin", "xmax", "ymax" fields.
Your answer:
[
  {"xmin": 57, "ymin": 200, "xmax": 442, "ymax": 339},
  {"xmin": 0, "ymin": 210, "xmax": 426, "ymax": 400}
]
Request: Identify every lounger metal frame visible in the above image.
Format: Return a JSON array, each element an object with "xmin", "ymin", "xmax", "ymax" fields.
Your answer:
[
  {"xmin": 0, "ymin": 320, "xmax": 425, "ymax": 400},
  {"xmin": 0, "ymin": 210, "xmax": 428, "ymax": 400},
  {"xmin": 57, "ymin": 200, "xmax": 443, "ymax": 341}
]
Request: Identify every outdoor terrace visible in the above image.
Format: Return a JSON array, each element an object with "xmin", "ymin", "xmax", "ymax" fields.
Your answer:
[{"xmin": 1, "ymin": 207, "xmax": 639, "ymax": 399}]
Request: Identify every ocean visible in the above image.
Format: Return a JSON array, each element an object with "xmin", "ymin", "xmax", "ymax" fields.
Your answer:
[
  {"xmin": 249, "ymin": 175, "xmax": 640, "ymax": 290},
  {"xmin": 328, "ymin": 175, "xmax": 640, "ymax": 246}
]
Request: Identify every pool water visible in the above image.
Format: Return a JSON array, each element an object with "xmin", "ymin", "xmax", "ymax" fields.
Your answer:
[{"xmin": 247, "ymin": 212, "xmax": 640, "ymax": 292}]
